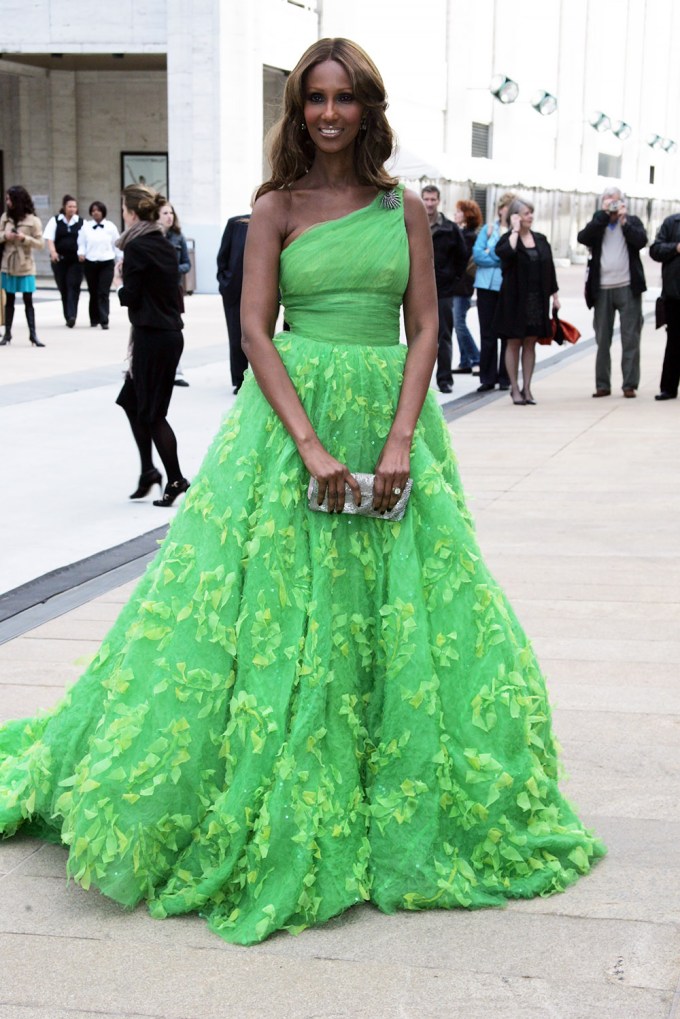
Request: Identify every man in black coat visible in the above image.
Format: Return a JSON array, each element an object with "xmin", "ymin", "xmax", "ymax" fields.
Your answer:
[
  {"xmin": 421, "ymin": 185, "xmax": 467, "ymax": 393},
  {"xmin": 577, "ymin": 188, "xmax": 647, "ymax": 398},
  {"xmin": 650, "ymin": 211, "xmax": 680, "ymax": 400},
  {"xmin": 217, "ymin": 214, "xmax": 251, "ymax": 393}
]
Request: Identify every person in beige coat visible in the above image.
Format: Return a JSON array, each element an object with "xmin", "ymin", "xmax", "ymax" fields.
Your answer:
[{"xmin": 1, "ymin": 185, "xmax": 45, "ymax": 346}]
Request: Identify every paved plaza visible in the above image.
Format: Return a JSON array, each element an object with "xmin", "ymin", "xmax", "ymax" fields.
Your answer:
[{"xmin": 0, "ymin": 265, "xmax": 679, "ymax": 1018}]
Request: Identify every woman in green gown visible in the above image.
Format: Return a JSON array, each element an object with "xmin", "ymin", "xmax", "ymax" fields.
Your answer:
[{"xmin": 0, "ymin": 38, "xmax": 604, "ymax": 945}]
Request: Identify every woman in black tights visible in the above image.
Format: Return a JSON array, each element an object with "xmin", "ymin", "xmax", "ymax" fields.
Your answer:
[
  {"xmin": 113, "ymin": 184, "xmax": 189, "ymax": 507},
  {"xmin": 0, "ymin": 186, "xmax": 45, "ymax": 347}
]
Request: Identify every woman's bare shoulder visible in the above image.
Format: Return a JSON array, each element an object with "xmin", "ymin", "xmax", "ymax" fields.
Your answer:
[
  {"xmin": 250, "ymin": 189, "xmax": 292, "ymax": 236},
  {"xmin": 402, "ymin": 186, "xmax": 429, "ymax": 237}
]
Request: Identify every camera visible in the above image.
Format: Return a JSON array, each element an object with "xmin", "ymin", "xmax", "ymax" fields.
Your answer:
[{"xmin": 608, "ymin": 201, "xmax": 621, "ymax": 213}]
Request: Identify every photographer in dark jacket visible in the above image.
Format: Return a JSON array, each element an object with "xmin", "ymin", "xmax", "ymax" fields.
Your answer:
[
  {"xmin": 421, "ymin": 185, "xmax": 467, "ymax": 393},
  {"xmin": 113, "ymin": 184, "xmax": 189, "ymax": 508},
  {"xmin": 577, "ymin": 187, "xmax": 647, "ymax": 398},
  {"xmin": 650, "ymin": 211, "xmax": 680, "ymax": 400}
]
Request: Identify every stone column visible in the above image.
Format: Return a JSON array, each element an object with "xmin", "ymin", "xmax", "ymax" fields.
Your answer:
[
  {"xmin": 166, "ymin": 0, "xmax": 263, "ymax": 293},
  {"xmin": 47, "ymin": 70, "xmax": 78, "ymax": 211}
]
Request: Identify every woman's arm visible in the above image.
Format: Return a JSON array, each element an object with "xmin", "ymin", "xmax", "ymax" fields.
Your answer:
[
  {"xmin": 506, "ymin": 214, "xmax": 521, "ymax": 251},
  {"xmin": 473, "ymin": 225, "xmax": 500, "ymax": 267},
  {"xmin": 372, "ymin": 187, "xmax": 438, "ymax": 513},
  {"xmin": 43, "ymin": 217, "xmax": 60, "ymax": 262},
  {"xmin": 177, "ymin": 234, "xmax": 191, "ymax": 275},
  {"xmin": 16, "ymin": 217, "xmax": 45, "ymax": 250},
  {"xmin": 495, "ymin": 229, "xmax": 518, "ymax": 261},
  {"xmin": 117, "ymin": 242, "xmax": 146, "ymax": 310},
  {"xmin": 240, "ymin": 191, "xmax": 361, "ymax": 513}
]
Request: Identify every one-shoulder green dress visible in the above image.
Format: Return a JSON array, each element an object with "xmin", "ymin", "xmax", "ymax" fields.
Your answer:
[{"xmin": 0, "ymin": 187, "xmax": 604, "ymax": 945}]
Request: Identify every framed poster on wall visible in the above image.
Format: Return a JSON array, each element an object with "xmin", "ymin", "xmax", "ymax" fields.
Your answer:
[{"xmin": 120, "ymin": 152, "xmax": 168, "ymax": 195}]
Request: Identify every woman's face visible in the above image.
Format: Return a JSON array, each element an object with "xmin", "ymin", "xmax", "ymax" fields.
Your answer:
[
  {"xmin": 518, "ymin": 205, "xmax": 534, "ymax": 229},
  {"xmin": 453, "ymin": 208, "xmax": 465, "ymax": 226},
  {"xmin": 64, "ymin": 199, "xmax": 78, "ymax": 219},
  {"xmin": 158, "ymin": 204, "xmax": 175, "ymax": 231},
  {"xmin": 91, "ymin": 206, "xmax": 104, "ymax": 223},
  {"xmin": 303, "ymin": 59, "xmax": 364, "ymax": 154},
  {"xmin": 498, "ymin": 203, "xmax": 509, "ymax": 225},
  {"xmin": 5, "ymin": 193, "xmax": 11, "ymax": 209},
  {"xmin": 122, "ymin": 200, "xmax": 138, "ymax": 228}
]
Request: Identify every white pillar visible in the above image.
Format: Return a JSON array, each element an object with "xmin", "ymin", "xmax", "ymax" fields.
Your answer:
[{"xmin": 166, "ymin": 0, "xmax": 263, "ymax": 293}]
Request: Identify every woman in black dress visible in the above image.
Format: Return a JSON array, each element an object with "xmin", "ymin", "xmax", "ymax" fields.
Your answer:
[
  {"xmin": 113, "ymin": 184, "xmax": 189, "ymax": 506},
  {"xmin": 494, "ymin": 198, "xmax": 560, "ymax": 404}
]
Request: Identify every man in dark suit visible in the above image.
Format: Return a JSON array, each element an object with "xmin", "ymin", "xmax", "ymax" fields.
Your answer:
[
  {"xmin": 421, "ymin": 185, "xmax": 467, "ymax": 393},
  {"xmin": 217, "ymin": 214, "xmax": 251, "ymax": 393}
]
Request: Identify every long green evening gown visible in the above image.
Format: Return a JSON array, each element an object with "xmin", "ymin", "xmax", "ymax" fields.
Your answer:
[{"xmin": 0, "ymin": 187, "xmax": 604, "ymax": 944}]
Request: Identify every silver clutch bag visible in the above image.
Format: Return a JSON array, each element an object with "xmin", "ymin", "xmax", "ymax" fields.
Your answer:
[{"xmin": 307, "ymin": 473, "xmax": 413, "ymax": 521}]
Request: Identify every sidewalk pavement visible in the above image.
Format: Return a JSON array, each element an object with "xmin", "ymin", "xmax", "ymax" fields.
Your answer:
[
  {"xmin": 1, "ymin": 259, "xmax": 679, "ymax": 1018},
  {"xmin": 0, "ymin": 255, "xmax": 662, "ymax": 599}
]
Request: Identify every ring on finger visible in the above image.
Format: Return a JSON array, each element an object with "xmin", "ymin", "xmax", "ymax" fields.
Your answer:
[{"xmin": 392, "ymin": 486, "xmax": 402, "ymax": 496}]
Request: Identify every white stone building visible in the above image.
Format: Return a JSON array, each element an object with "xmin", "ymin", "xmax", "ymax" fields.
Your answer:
[{"xmin": 1, "ymin": 0, "xmax": 679, "ymax": 289}]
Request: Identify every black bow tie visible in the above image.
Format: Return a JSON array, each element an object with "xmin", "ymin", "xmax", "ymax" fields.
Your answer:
[{"xmin": 93, "ymin": 223, "xmax": 104, "ymax": 229}]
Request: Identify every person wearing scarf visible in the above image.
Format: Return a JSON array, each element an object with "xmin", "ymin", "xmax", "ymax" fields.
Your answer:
[{"xmin": 113, "ymin": 184, "xmax": 190, "ymax": 507}]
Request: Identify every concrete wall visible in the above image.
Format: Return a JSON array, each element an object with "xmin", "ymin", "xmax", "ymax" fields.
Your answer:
[
  {"xmin": 0, "ymin": 0, "xmax": 166, "ymax": 51},
  {"xmin": 0, "ymin": 62, "xmax": 167, "ymax": 275}
]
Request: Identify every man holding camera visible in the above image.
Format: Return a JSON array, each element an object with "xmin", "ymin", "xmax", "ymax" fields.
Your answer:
[{"xmin": 578, "ymin": 187, "xmax": 647, "ymax": 397}]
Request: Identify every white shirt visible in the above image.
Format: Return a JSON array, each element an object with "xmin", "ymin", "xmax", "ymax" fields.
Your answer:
[
  {"xmin": 78, "ymin": 219, "xmax": 120, "ymax": 262},
  {"xmin": 43, "ymin": 213, "xmax": 81, "ymax": 242}
]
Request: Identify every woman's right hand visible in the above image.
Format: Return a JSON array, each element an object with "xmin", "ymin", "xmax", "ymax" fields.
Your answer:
[
  {"xmin": 510, "ymin": 213, "xmax": 521, "ymax": 232},
  {"xmin": 299, "ymin": 439, "xmax": 361, "ymax": 513}
]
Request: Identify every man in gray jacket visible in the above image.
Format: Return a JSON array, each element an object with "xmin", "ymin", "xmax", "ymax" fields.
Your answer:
[{"xmin": 577, "ymin": 187, "xmax": 647, "ymax": 398}]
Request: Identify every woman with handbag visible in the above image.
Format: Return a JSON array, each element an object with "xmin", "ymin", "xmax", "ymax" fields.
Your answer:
[
  {"xmin": 494, "ymin": 197, "xmax": 560, "ymax": 404},
  {"xmin": 451, "ymin": 198, "xmax": 482, "ymax": 373},
  {"xmin": 0, "ymin": 186, "xmax": 45, "ymax": 346},
  {"xmin": 0, "ymin": 40, "xmax": 603, "ymax": 945}
]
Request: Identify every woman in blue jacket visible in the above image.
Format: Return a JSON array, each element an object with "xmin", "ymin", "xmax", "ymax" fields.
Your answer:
[{"xmin": 472, "ymin": 192, "xmax": 515, "ymax": 392}]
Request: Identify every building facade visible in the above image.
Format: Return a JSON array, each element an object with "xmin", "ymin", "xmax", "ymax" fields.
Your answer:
[{"xmin": 1, "ymin": 0, "xmax": 678, "ymax": 289}]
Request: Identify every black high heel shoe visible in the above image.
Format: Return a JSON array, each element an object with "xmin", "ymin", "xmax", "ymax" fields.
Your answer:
[
  {"xmin": 153, "ymin": 478, "xmax": 190, "ymax": 507},
  {"xmin": 130, "ymin": 468, "xmax": 162, "ymax": 500}
]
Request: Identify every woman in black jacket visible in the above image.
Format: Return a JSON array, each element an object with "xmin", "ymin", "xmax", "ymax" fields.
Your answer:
[
  {"xmin": 113, "ymin": 184, "xmax": 189, "ymax": 506},
  {"xmin": 494, "ymin": 198, "xmax": 560, "ymax": 404}
]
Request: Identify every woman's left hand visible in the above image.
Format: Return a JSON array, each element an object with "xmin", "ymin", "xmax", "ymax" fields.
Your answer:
[
  {"xmin": 552, "ymin": 294, "xmax": 561, "ymax": 312},
  {"xmin": 113, "ymin": 260, "xmax": 123, "ymax": 286},
  {"xmin": 373, "ymin": 435, "xmax": 411, "ymax": 514}
]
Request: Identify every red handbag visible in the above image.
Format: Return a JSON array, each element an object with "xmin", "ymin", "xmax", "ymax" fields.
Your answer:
[{"xmin": 538, "ymin": 311, "xmax": 581, "ymax": 346}]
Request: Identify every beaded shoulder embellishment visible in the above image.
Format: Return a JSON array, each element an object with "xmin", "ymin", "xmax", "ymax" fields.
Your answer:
[{"xmin": 380, "ymin": 189, "xmax": 402, "ymax": 210}]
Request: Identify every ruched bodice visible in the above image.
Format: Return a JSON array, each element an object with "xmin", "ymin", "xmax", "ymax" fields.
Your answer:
[{"xmin": 279, "ymin": 191, "xmax": 409, "ymax": 346}]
